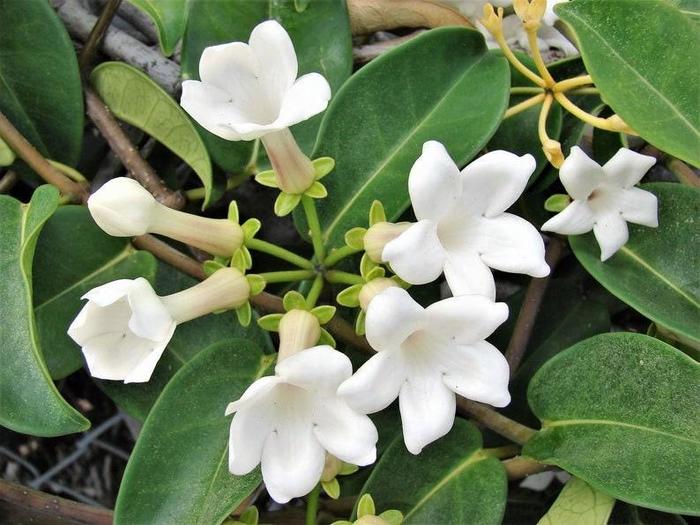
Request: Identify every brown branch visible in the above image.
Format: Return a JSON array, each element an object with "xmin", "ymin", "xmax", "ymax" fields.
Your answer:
[
  {"xmin": 78, "ymin": 0, "xmax": 123, "ymax": 73},
  {"xmin": 503, "ymin": 456, "xmax": 551, "ymax": 480},
  {"xmin": 347, "ymin": 0, "xmax": 472, "ymax": 34},
  {"xmin": 456, "ymin": 398, "xmax": 536, "ymax": 445},
  {"xmin": 0, "ymin": 479, "xmax": 112, "ymax": 525},
  {"xmin": 0, "ymin": 170, "xmax": 18, "ymax": 193},
  {"xmin": 85, "ymin": 87, "xmax": 185, "ymax": 209},
  {"xmin": 667, "ymin": 158, "xmax": 700, "ymax": 188},
  {"xmin": 0, "ymin": 111, "xmax": 88, "ymax": 202},
  {"xmin": 505, "ymin": 236, "xmax": 565, "ymax": 373}
]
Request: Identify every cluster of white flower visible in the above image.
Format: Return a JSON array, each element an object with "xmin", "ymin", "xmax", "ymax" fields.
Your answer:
[{"xmin": 68, "ymin": 19, "xmax": 658, "ymax": 504}]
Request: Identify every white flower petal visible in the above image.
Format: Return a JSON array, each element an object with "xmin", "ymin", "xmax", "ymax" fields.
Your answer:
[
  {"xmin": 424, "ymin": 295, "xmax": 508, "ymax": 345},
  {"xmin": 228, "ymin": 402, "xmax": 276, "ymax": 475},
  {"xmin": 619, "ymin": 187, "xmax": 658, "ymax": 227},
  {"xmin": 249, "ymin": 20, "xmax": 298, "ymax": 107},
  {"xmin": 594, "ymin": 213, "xmax": 629, "ymax": 261},
  {"xmin": 226, "ymin": 375, "xmax": 283, "ymax": 415},
  {"xmin": 68, "ymin": 299, "xmax": 130, "ymax": 346},
  {"xmin": 337, "ymin": 349, "xmax": 406, "ymax": 414},
  {"xmin": 198, "ymin": 42, "xmax": 258, "ymax": 94},
  {"xmin": 382, "ymin": 220, "xmax": 446, "ymax": 285},
  {"xmin": 399, "ymin": 367, "xmax": 456, "ymax": 455},
  {"xmin": 123, "ymin": 333, "xmax": 174, "ymax": 383},
  {"xmin": 126, "ymin": 278, "xmax": 175, "ymax": 341},
  {"xmin": 459, "ymin": 151, "xmax": 536, "ymax": 217},
  {"xmin": 275, "ymin": 346, "xmax": 351, "ymax": 395},
  {"xmin": 443, "ymin": 252, "xmax": 496, "ymax": 300},
  {"xmin": 261, "ymin": 410, "xmax": 324, "ymax": 503},
  {"xmin": 541, "ymin": 200, "xmax": 596, "ymax": 235},
  {"xmin": 312, "ymin": 397, "xmax": 378, "ymax": 466},
  {"xmin": 602, "ymin": 148, "xmax": 656, "ymax": 188},
  {"xmin": 275, "ymin": 73, "xmax": 332, "ymax": 129},
  {"xmin": 408, "ymin": 141, "xmax": 462, "ymax": 222},
  {"xmin": 81, "ymin": 279, "xmax": 132, "ymax": 306},
  {"xmin": 87, "ymin": 178, "xmax": 157, "ymax": 237},
  {"xmin": 438, "ymin": 341, "xmax": 511, "ymax": 407},
  {"xmin": 520, "ymin": 471, "xmax": 556, "ymax": 491},
  {"xmin": 559, "ymin": 147, "xmax": 605, "ymax": 200},
  {"xmin": 365, "ymin": 287, "xmax": 424, "ymax": 352},
  {"xmin": 475, "ymin": 213, "xmax": 550, "ymax": 278}
]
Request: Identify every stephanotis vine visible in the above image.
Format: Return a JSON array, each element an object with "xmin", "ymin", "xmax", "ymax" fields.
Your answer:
[{"xmin": 60, "ymin": 7, "xmax": 662, "ymax": 516}]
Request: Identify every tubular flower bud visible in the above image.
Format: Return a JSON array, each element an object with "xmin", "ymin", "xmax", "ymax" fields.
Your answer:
[
  {"xmin": 358, "ymin": 277, "xmax": 398, "ymax": 312},
  {"xmin": 363, "ymin": 222, "xmax": 410, "ymax": 263},
  {"xmin": 261, "ymin": 128, "xmax": 317, "ymax": 194},
  {"xmin": 88, "ymin": 178, "xmax": 243, "ymax": 256},
  {"xmin": 277, "ymin": 309, "xmax": 321, "ymax": 362}
]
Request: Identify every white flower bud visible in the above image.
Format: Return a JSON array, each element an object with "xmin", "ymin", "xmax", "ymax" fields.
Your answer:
[{"xmin": 88, "ymin": 178, "xmax": 157, "ymax": 236}]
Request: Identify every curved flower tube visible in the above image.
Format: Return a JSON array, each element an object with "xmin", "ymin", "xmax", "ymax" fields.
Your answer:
[{"xmin": 338, "ymin": 287, "xmax": 510, "ymax": 454}]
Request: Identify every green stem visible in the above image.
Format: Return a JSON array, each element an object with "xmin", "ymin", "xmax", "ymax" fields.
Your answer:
[
  {"xmin": 259, "ymin": 269, "xmax": 315, "ymax": 283},
  {"xmin": 301, "ymin": 195, "xmax": 325, "ymax": 263},
  {"xmin": 482, "ymin": 444, "xmax": 520, "ymax": 459},
  {"xmin": 325, "ymin": 270, "xmax": 364, "ymax": 286},
  {"xmin": 306, "ymin": 275, "xmax": 324, "ymax": 308},
  {"xmin": 305, "ymin": 484, "xmax": 320, "ymax": 525},
  {"xmin": 246, "ymin": 238, "xmax": 314, "ymax": 270},
  {"xmin": 324, "ymin": 244, "xmax": 361, "ymax": 267}
]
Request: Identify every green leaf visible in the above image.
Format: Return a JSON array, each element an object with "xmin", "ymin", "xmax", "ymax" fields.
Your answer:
[
  {"xmin": 672, "ymin": 0, "xmax": 700, "ymax": 22},
  {"xmin": 359, "ymin": 419, "xmax": 506, "ymax": 524},
  {"xmin": 310, "ymin": 28, "xmax": 509, "ymax": 248},
  {"xmin": 181, "ymin": 0, "xmax": 353, "ymax": 171},
  {"xmin": 114, "ymin": 340, "xmax": 274, "ymax": 524},
  {"xmin": 0, "ymin": 0, "xmax": 83, "ymax": 167},
  {"xmin": 33, "ymin": 206, "xmax": 158, "ymax": 379},
  {"xmin": 100, "ymin": 263, "xmax": 273, "ymax": 420},
  {"xmin": 91, "ymin": 62, "xmax": 215, "ymax": 207},
  {"xmin": 0, "ymin": 187, "xmax": 89, "ymax": 436},
  {"xmin": 524, "ymin": 333, "xmax": 700, "ymax": 515},
  {"xmin": 538, "ymin": 477, "xmax": 615, "ymax": 525},
  {"xmin": 570, "ymin": 183, "xmax": 700, "ymax": 346},
  {"xmin": 129, "ymin": 0, "xmax": 187, "ymax": 56},
  {"xmin": 0, "ymin": 136, "xmax": 15, "ymax": 166},
  {"xmin": 557, "ymin": 0, "xmax": 700, "ymax": 166}
]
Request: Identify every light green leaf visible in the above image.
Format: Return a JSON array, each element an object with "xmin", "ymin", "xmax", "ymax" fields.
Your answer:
[
  {"xmin": 129, "ymin": 0, "xmax": 187, "ymax": 56},
  {"xmin": 524, "ymin": 333, "xmax": 700, "ymax": 515},
  {"xmin": 114, "ymin": 340, "xmax": 274, "ymax": 524},
  {"xmin": 359, "ymin": 419, "xmax": 506, "ymax": 524},
  {"xmin": 570, "ymin": 183, "xmax": 700, "ymax": 346},
  {"xmin": 557, "ymin": 0, "xmax": 700, "ymax": 166},
  {"xmin": 0, "ymin": 136, "xmax": 15, "ymax": 166},
  {"xmin": 90, "ymin": 62, "xmax": 215, "ymax": 207},
  {"xmin": 33, "ymin": 206, "xmax": 158, "ymax": 379},
  {"xmin": 181, "ymin": 0, "xmax": 353, "ymax": 172},
  {"xmin": 537, "ymin": 477, "xmax": 615, "ymax": 525},
  {"xmin": 0, "ymin": 0, "xmax": 83, "ymax": 168},
  {"xmin": 309, "ymin": 28, "xmax": 509, "ymax": 248},
  {"xmin": 0, "ymin": 186, "xmax": 89, "ymax": 436}
]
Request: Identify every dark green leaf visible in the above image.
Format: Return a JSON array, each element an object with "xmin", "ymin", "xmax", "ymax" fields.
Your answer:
[
  {"xmin": 359, "ymin": 419, "xmax": 506, "ymax": 524},
  {"xmin": 114, "ymin": 340, "xmax": 274, "ymax": 525},
  {"xmin": 524, "ymin": 333, "xmax": 700, "ymax": 515},
  {"xmin": 570, "ymin": 183, "xmax": 700, "ymax": 347},
  {"xmin": 311, "ymin": 28, "xmax": 509, "ymax": 248},
  {"xmin": 557, "ymin": 0, "xmax": 700, "ymax": 166},
  {"xmin": 91, "ymin": 63, "xmax": 215, "ymax": 207},
  {"xmin": 0, "ymin": 187, "xmax": 89, "ymax": 436},
  {"xmin": 33, "ymin": 206, "xmax": 158, "ymax": 379},
  {"xmin": 129, "ymin": 0, "xmax": 187, "ymax": 56},
  {"xmin": 0, "ymin": 0, "xmax": 83, "ymax": 167}
]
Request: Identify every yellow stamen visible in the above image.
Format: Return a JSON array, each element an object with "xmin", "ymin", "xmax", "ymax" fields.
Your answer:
[{"xmin": 553, "ymin": 92, "xmax": 638, "ymax": 135}]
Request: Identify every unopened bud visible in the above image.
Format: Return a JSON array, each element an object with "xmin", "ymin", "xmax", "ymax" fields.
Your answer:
[
  {"xmin": 481, "ymin": 3, "xmax": 504, "ymax": 35},
  {"xmin": 277, "ymin": 309, "xmax": 321, "ymax": 361},
  {"xmin": 260, "ymin": 128, "xmax": 316, "ymax": 194},
  {"xmin": 359, "ymin": 278, "xmax": 398, "ymax": 311},
  {"xmin": 513, "ymin": 0, "xmax": 546, "ymax": 30},
  {"xmin": 363, "ymin": 222, "xmax": 410, "ymax": 263}
]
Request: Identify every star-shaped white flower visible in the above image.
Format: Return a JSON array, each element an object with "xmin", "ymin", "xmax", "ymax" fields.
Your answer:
[
  {"xmin": 180, "ymin": 20, "xmax": 331, "ymax": 141},
  {"xmin": 338, "ymin": 287, "xmax": 510, "ymax": 454},
  {"xmin": 541, "ymin": 147, "xmax": 658, "ymax": 261},
  {"xmin": 381, "ymin": 141, "xmax": 549, "ymax": 299},
  {"xmin": 226, "ymin": 346, "xmax": 378, "ymax": 503}
]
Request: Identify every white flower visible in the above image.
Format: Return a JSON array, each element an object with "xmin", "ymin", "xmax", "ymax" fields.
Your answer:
[
  {"xmin": 381, "ymin": 141, "xmax": 549, "ymax": 299},
  {"xmin": 68, "ymin": 269, "xmax": 250, "ymax": 383},
  {"xmin": 338, "ymin": 287, "xmax": 510, "ymax": 454},
  {"xmin": 226, "ymin": 346, "xmax": 378, "ymax": 503},
  {"xmin": 180, "ymin": 20, "xmax": 331, "ymax": 142},
  {"xmin": 541, "ymin": 147, "xmax": 657, "ymax": 261}
]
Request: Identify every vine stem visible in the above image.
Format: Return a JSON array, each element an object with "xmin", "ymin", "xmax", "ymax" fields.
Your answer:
[
  {"xmin": 305, "ymin": 484, "xmax": 320, "ymax": 525},
  {"xmin": 258, "ymin": 270, "xmax": 315, "ymax": 284},
  {"xmin": 324, "ymin": 245, "xmax": 362, "ymax": 267},
  {"xmin": 301, "ymin": 195, "xmax": 326, "ymax": 262},
  {"xmin": 246, "ymin": 238, "xmax": 314, "ymax": 270}
]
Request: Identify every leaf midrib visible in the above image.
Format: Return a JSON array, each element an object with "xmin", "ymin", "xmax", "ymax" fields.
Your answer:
[{"xmin": 543, "ymin": 418, "xmax": 700, "ymax": 445}]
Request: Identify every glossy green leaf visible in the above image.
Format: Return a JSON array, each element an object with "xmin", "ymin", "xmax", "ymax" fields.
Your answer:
[
  {"xmin": 359, "ymin": 419, "xmax": 506, "ymax": 524},
  {"xmin": 538, "ymin": 477, "xmax": 615, "ymax": 525},
  {"xmin": 557, "ymin": 0, "xmax": 700, "ymax": 166},
  {"xmin": 570, "ymin": 183, "xmax": 700, "ymax": 346},
  {"xmin": 0, "ymin": 186, "xmax": 89, "ymax": 436},
  {"xmin": 129, "ymin": 0, "xmax": 187, "ymax": 56},
  {"xmin": 181, "ymin": 0, "xmax": 353, "ymax": 171},
  {"xmin": 114, "ymin": 340, "xmax": 274, "ymax": 524},
  {"xmin": 524, "ymin": 333, "xmax": 700, "ymax": 515},
  {"xmin": 0, "ymin": 0, "xmax": 83, "ymax": 167},
  {"xmin": 33, "ymin": 206, "xmax": 158, "ymax": 379},
  {"xmin": 311, "ymin": 28, "xmax": 509, "ymax": 248},
  {"xmin": 91, "ymin": 62, "xmax": 215, "ymax": 207},
  {"xmin": 100, "ymin": 262, "xmax": 273, "ymax": 421}
]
